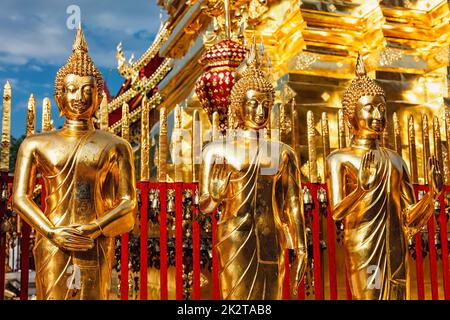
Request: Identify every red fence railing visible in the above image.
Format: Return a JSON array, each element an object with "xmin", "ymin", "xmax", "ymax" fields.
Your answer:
[{"xmin": 0, "ymin": 175, "xmax": 449, "ymax": 300}]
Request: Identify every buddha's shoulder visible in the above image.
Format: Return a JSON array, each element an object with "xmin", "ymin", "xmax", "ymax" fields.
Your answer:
[{"xmin": 327, "ymin": 147, "xmax": 353, "ymax": 160}]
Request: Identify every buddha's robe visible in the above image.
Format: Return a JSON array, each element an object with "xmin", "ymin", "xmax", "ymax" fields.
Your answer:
[
  {"xmin": 14, "ymin": 128, "xmax": 135, "ymax": 300},
  {"xmin": 327, "ymin": 147, "xmax": 431, "ymax": 299},
  {"xmin": 202, "ymin": 136, "xmax": 306, "ymax": 300}
]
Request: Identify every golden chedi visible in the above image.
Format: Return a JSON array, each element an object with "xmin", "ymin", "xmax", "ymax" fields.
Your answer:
[
  {"xmin": 199, "ymin": 39, "xmax": 307, "ymax": 300},
  {"xmin": 12, "ymin": 25, "xmax": 138, "ymax": 300},
  {"xmin": 326, "ymin": 54, "xmax": 443, "ymax": 300}
]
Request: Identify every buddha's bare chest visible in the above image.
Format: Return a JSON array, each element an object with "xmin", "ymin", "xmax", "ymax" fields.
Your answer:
[{"xmin": 36, "ymin": 135, "xmax": 109, "ymax": 177}]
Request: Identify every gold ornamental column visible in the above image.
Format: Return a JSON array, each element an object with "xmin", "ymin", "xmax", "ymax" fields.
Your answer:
[
  {"xmin": 26, "ymin": 94, "xmax": 36, "ymax": 136},
  {"xmin": 121, "ymin": 102, "xmax": 130, "ymax": 141},
  {"xmin": 337, "ymin": 109, "xmax": 346, "ymax": 149},
  {"xmin": 41, "ymin": 97, "xmax": 52, "ymax": 133},
  {"xmin": 0, "ymin": 81, "xmax": 11, "ymax": 172},
  {"xmin": 100, "ymin": 93, "xmax": 109, "ymax": 132},
  {"xmin": 192, "ymin": 110, "xmax": 201, "ymax": 183},
  {"xmin": 307, "ymin": 111, "xmax": 318, "ymax": 183},
  {"xmin": 42, "ymin": 97, "xmax": 52, "ymax": 133}
]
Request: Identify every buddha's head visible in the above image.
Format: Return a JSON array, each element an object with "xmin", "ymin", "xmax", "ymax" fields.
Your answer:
[
  {"xmin": 342, "ymin": 54, "xmax": 386, "ymax": 138},
  {"xmin": 229, "ymin": 39, "xmax": 274, "ymax": 130},
  {"xmin": 54, "ymin": 24, "xmax": 103, "ymax": 121}
]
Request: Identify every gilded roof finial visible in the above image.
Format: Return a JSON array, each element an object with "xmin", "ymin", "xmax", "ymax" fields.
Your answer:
[
  {"xmin": 72, "ymin": 22, "xmax": 89, "ymax": 53},
  {"xmin": 247, "ymin": 35, "xmax": 260, "ymax": 67}
]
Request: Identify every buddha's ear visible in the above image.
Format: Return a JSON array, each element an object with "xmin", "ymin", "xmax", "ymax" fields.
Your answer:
[{"xmin": 54, "ymin": 95, "xmax": 64, "ymax": 118}]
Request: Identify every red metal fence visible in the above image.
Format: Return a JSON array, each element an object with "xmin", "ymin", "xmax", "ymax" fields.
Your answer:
[{"xmin": 0, "ymin": 174, "xmax": 449, "ymax": 300}]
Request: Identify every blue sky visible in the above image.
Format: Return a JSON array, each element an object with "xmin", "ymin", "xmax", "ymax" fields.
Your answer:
[{"xmin": 0, "ymin": 0, "xmax": 162, "ymax": 137}]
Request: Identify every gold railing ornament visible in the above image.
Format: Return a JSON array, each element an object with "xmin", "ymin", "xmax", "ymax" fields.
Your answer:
[
  {"xmin": 158, "ymin": 106, "xmax": 167, "ymax": 182},
  {"xmin": 338, "ymin": 108, "xmax": 346, "ymax": 149},
  {"xmin": 140, "ymin": 96, "xmax": 150, "ymax": 182},
  {"xmin": 321, "ymin": 112, "xmax": 330, "ymax": 177},
  {"xmin": 444, "ymin": 109, "xmax": 450, "ymax": 184},
  {"xmin": 0, "ymin": 81, "xmax": 11, "ymax": 172},
  {"xmin": 422, "ymin": 113, "xmax": 431, "ymax": 184},
  {"xmin": 174, "ymin": 104, "xmax": 183, "ymax": 182},
  {"xmin": 121, "ymin": 102, "xmax": 130, "ymax": 142},
  {"xmin": 408, "ymin": 114, "xmax": 419, "ymax": 184},
  {"xmin": 433, "ymin": 116, "xmax": 444, "ymax": 176},
  {"xmin": 291, "ymin": 99, "xmax": 301, "ymax": 167},
  {"xmin": 393, "ymin": 112, "xmax": 402, "ymax": 155},
  {"xmin": 192, "ymin": 109, "xmax": 202, "ymax": 183}
]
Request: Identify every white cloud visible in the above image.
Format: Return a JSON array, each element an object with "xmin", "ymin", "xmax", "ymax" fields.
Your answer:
[{"xmin": 0, "ymin": 0, "xmax": 163, "ymax": 68}]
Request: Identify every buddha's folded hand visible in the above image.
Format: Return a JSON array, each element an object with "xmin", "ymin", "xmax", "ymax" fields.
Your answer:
[{"xmin": 48, "ymin": 226, "xmax": 94, "ymax": 251}]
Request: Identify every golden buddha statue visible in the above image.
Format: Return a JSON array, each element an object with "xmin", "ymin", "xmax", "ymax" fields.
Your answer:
[
  {"xmin": 199, "ymin": 40, "xmax": 307, "ymax": 300},
  {"xmin": 326, "ymin": 54, "xmax": 443, "ymax": 300},
  {"xmin": 12, "ymin": 25, "xmax": 137, "ymax": 300}
]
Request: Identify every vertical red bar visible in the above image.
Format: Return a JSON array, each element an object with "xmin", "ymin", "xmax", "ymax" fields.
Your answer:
[
  {"xmin": 326, "ymin": 199, "xmax": 338, "ymax": 300},
  {"xmin": 413, "ymin": 186, "xmax": 425, "ymax": 300},
  {"xmin": 211, "ymin": 209, "xmax": 220, "ymax": 300},
  {"xmin": 20, "ymin": 223, "xmax": 30, "ymax": 300},
  {"xmin": 310, "ymin": 184, "xmax": 323, "ymax": 300},
  {"xmin": 139, "ymin": 182, "xmax": 148, "ymax": 300},
  {"xmin": 427, "ymin": 216, "xmax": 439, "ymax": 299},
  {"xmin": 159, "ymin": 183, "xmax": 168, "ymax": 300},
  {"xmin": 439, "ymin": 189, "xmax": 450, "ymax": 299},
  {"xmin": 0, "ymin": 172, "xmax": 6, "ymax": 300},
  {"xmin": 120, "ymin": 233, "xmax": 129, "ymax": 300},
  {"xmin": 0, "ymin": 231, "xmax": 5, "ymax": 300},
  {"xmin": 175, "ymin": 184, "xmax": 183, "ymax": 300},
  {"xmin": 192, "ymin": 184, "xmax": 201, "ymax": 300},
  {"xmin": 282, "ymin": 250, "xmax": 290, "ymax": 300},
  {"xmin": 297, "ymin": 279, "xmax": 306, "ymax": 300},
  {"xmin": 414, "ymin": 233, "xmax": 425, "ymax": 300}
]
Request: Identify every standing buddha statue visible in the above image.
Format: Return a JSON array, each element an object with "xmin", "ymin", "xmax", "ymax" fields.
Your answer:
[
  {"xmin": 199, "ymin": 40, "xmax": 307, "ymax": 299},
  {"xmin": 326, "ymin": 54, "xmax": 443, "ymax": 300},
  {"xmin": 12, "ymin": 25, "xmax": 138, "ymax": 300}
]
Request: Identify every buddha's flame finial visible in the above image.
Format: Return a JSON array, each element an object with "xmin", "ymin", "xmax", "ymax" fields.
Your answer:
[
  {"xmin": 355, "ymin": 52, "xmax": 367, "ymax": 78},
  {"xmin": 72, "ymin": 22, "xmax": 89, "ymax": 53}
]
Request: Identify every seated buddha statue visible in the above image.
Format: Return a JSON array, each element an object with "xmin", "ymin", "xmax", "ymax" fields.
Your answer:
[
  {"xmin": 326, "ymin": 54, "xmax": 443, "ymax": 300},
  {"xmin": 199, "ymin": 40, "xmax": 307, "ymax": 300},
  {"xmin": 12, "ymin": 25, "xmax": 137, "ymax": 300}
]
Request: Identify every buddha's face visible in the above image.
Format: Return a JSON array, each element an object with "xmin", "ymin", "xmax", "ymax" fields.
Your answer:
[
  {"xmin": 354, "ymin": 94, "xmax": 386, "ymax": 136},
  {"xmin": 57, "ymin": 74, "xmax": 98, "ymax": 120},
  {"xmin": 242, "ymin": 89, "xmax": 272, "ymax": 130}
]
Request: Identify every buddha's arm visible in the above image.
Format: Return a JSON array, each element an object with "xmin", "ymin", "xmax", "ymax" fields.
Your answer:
[
  {"xmin": 326, "ymin": 155, "xmax": 365, "ymax": 220},
  {"xmin": 96, "ymin": 141, "xmax": 137, "ymax": 237},
  {"xmin": 280, "ymin": 150, "xmax": 307, "ymax": 281},
  {"xmin": 198, "ymin": 145, "xmax": 222, "ymax": 213},
  {"xmin": 12, "ymin": 139, "xmax": 54, "ymax": 237},
  {"xmin": 401, "ymin": 160, "xmax": 433, "ymax": 237}
]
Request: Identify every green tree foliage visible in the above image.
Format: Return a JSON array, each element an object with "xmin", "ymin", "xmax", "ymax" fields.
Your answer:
[{"xmin": 9, "ymin": 135, "xmax": 25, "ymax": 173}]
